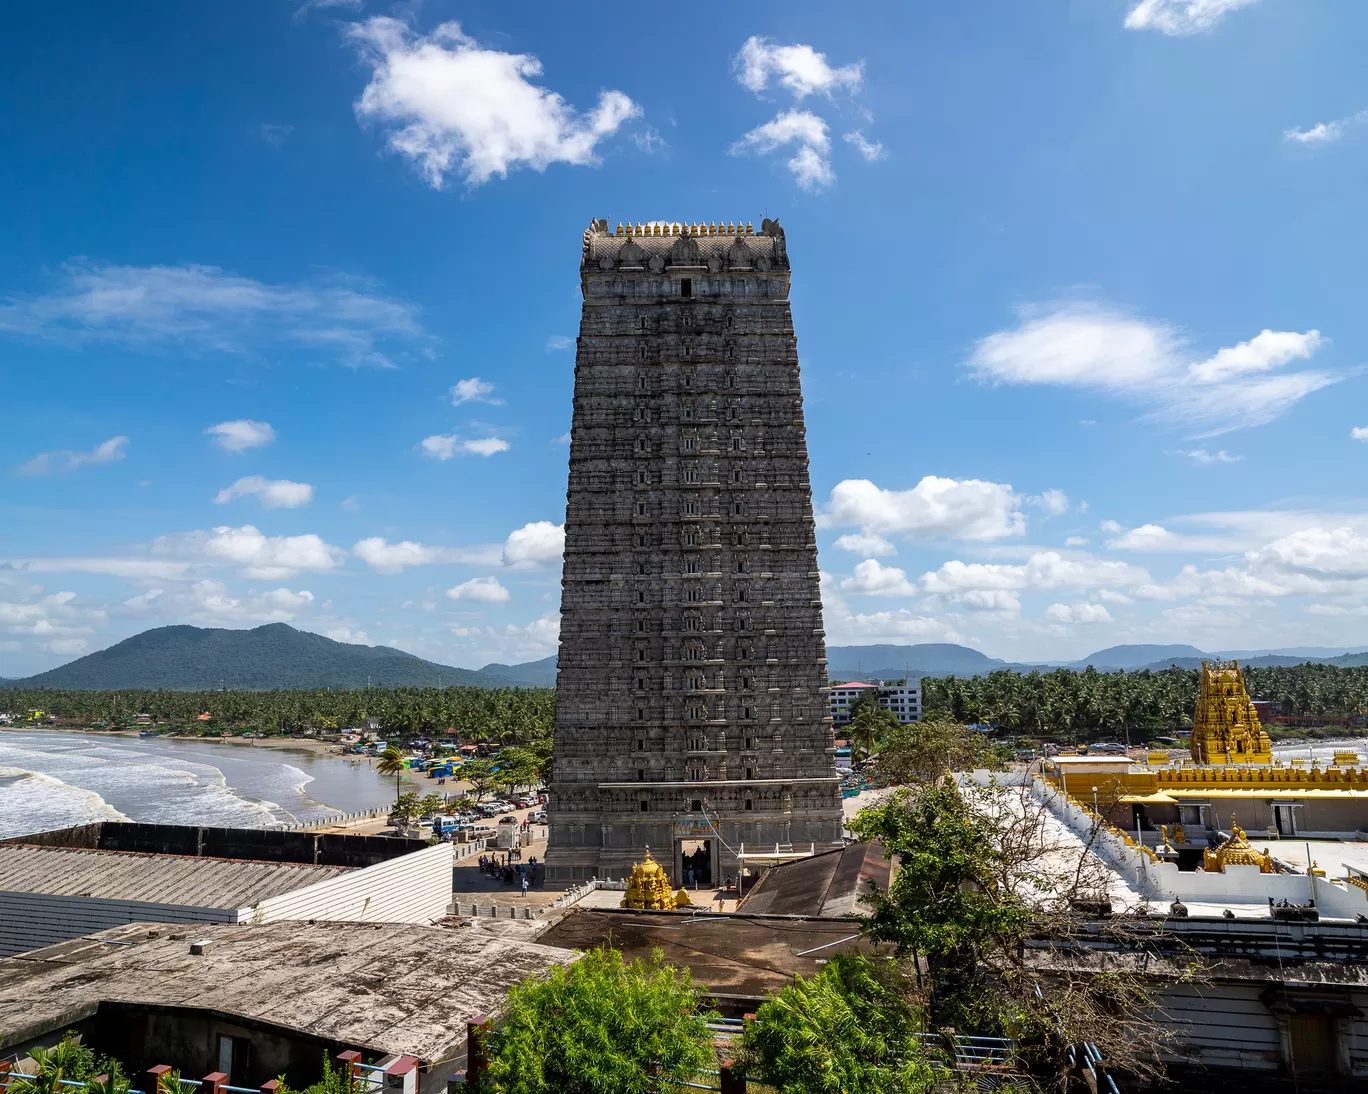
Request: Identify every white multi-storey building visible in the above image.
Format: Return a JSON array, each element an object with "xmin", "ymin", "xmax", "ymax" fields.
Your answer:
[{"xmin": 830, "ymin": 681, "xmax": 920, "ymax": 727}]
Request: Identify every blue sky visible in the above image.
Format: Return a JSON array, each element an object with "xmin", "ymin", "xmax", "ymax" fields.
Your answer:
[{"xmin": 3, "ymin": 0, "xmax": 1368, "ymax": 676}]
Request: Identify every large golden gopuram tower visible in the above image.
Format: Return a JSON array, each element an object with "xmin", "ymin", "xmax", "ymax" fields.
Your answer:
[{"xmin": 1190, "ymin": 659, "xmax": 1272, "ymax": 765}]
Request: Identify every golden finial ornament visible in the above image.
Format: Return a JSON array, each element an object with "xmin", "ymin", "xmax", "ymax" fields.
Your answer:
[{"xmin": 621, "ymin": 847, "xmax": 678, "ymax": 910}]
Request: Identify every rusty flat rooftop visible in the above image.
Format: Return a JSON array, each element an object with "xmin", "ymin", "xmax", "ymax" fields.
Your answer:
[
  {"xmin": 737, "ymin": 842, "xmax": 891, "ymax": 917},
  {"xmin": 536, "ymin": 909, "xmax": 876, "ymax": 1000},
  {"xmin": 0, "ymin": 920, "xmax": 579, "ymax": 1060}
]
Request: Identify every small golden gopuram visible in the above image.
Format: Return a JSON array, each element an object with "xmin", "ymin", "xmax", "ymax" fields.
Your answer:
[
  {"xmin": 621, "ymin": 847, "xmax": 677, "ymax": 911},
  {"xmin": 1203, "ymin": 818, "xmax": 1274, "ymax": 874},
  {"xmin": 1190, "ymin": 659, "xmax": 1272, "ymax": 765}
]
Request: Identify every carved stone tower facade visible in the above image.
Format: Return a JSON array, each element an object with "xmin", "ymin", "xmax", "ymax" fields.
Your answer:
[{"xmin": 544, "ymin": 217, "xmax": 844, "ymax": 883}]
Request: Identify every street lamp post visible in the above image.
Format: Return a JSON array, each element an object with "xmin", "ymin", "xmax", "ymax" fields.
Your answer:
[{"xmin": 1092, "ymin": 785, "xmax": 1099, "ymax": 819}]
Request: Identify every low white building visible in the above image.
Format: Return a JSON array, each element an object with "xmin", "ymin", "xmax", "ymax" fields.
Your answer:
[
  {"xmin": 830, "ymin": 681, "xmax": 921, "ymax": 727},
  {"xmin": 0, "ymin": 822, "xmax": 453, "ymax": 957}
]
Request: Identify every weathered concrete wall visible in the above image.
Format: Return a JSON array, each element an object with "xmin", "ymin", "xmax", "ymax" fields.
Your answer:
[{"xmin": 546, "ymin": 220, "xmax": 844, "ymax": 882}]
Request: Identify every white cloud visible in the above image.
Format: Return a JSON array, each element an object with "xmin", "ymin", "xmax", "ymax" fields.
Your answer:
[
  {"xmin": 168, "ymin": 525, "xmax": 345, "ymax": 580},
  {"xmin": 421, "ymin": 434, "xmax": 510, "ymax": 459},
  {"xmin": 968, "ymin": 305, "xmax": 1336, "ymax": 435},
  {"xmin": 450, "ymin": 377, "xmax": 501, "ymax": 405},
  {"xmin": 206, "ymin": 419, "xmax": 275, "ymax": 451},
  {"xmin": 1187, "ymin": 329, "xmax": 1323, "ymax": 383},
  {"xmin": 1100, "ymin": 520, "xmax": 1124, "ymax": 534},
  {"xmin": 1352, "ymin": 427, "xmax": 1368, "ymax": 442},
  {"xmin": 1186, "ymin": 448, "xmax": 1242, "ymax": 464},
  {"xmin": 43, "ymin": 638, "xmax": 89, "ymax": 656},
  {"xmin": 447, "ymin": 576, "xmax": 512, "ymax": 604},
  {"xmin": 326, "ymin": 626, "xmax": 371, "ymax": 644},
  {"xmin": 832, "ymin": 533, "xmax": 896, "ymax": 557},
  {"xmin": 349, "ymin": 18, "xmax": 640, "ymax": 188},
  {"xmin": 843, "ymin": 131, "xmax": 885, "ymax": 161},
  {"xmin": 340, "ymin": 495, "xmax": 362, "ymax": 512},
  {"xmin": 17, "ymin": 436, "xmax": 128, "ymax": 476},
  {"xmin": 839, "ymin": 559, "xmax": 918, "ymax": 597},
  {"xmin": 1065, "ymin": 536, "xmax": 1089, "ymax": 547},
  {"xmin": 0, "ymin": 587, "xmax": 103, "ymax": 640},
  {"xmin": 503, "ymin": 521, "xmax": 565, "ymax": 568},
  {"xmin": 731, "ymin": 110, "xmax": 834, "ymax": 190},
  {"xmin": 546, "ymin": 335, "xmax": 574, "ymax": 352},
  {"xmin": 125, "ymin": 579, "xmax": 316, "ymax": 625},
  {"xmin": 1045, "ymin": 602, "xmax": 1112, "ymax": 624},
  {"xmin": 214, "ymin": 476, "xmax": 314, "ymax": 509},
  {"xmin": 352, "ymin": 537, "xmax": 499, "ymax": 574},
  {"xmin": 820, "ymin": 476, "xmax": 1025, "ymax": 542},
  {"xmin": 0, "ymin": 261, "xmax": 426, "ymax": 369},
  {"xmin": 920, "ymin": 552, "xmax": 1150, "ymax": 605},
  {"xmin": 733, "ymin": 36, "xmax": 863, "ymax": 99},
  {"xmin": 1123, "ymin": 0, "xmax": 1258, "ymax": 36},
  {"xmin": 1247, "ymin": 527, "xmax": 1368, "ymax": 579},
  {"xmin": 1029, "ymin": 489, "xmax": 1069, "ymax": 516},
  {"xmin": 1106, "ymin": 523, "xmax": 1184, "ymax": 550},
  {"xmin": 1284, "ymin": 109, "xmax": 1368, "ymax": 146}
]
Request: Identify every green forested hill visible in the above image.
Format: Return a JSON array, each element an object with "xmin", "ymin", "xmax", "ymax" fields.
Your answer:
[{"xmin": 10, "ymin": 623, "xmax": 510, "ymax": 690}]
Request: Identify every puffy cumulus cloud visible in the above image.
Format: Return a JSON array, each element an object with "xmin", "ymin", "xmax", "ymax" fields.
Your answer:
[
  {"xmin": 124, "ymin": 580, "xmax": 316, "ymax": 625},
  {"xmin": 1352, "ymin": 427, "xmax": 1368, "ymax": 442},
  {"xmin": 820, "ymin": 476, "xmax": 1025, "ymax": 542},
  {"xmin": 1045, "ymin": 602, "xmax": 1112, "ymax": 624},
  {"xmin": 920, "ymin": 552, "xmax": 1151, "ymax": 604},
  {"xmin": 832, "ymin": 532, "xmax": 895, "ymax": 557},
  {"xmin": 446, "ymin": 611, "xmax": 560, "ymax": 662},
  {"xmin": 17, "ymin": 435, "xmax": 128, "ymax": 476},
  {"xmin": 1246, "ymin": 527, "xmax": 1368, "ymax": 579},
  {"xmin": 352, "ymin": 537, "xmax": 499, "ymax": 574},
  {"xmin": 1285, "ymin": 111, "xmax": 1368, "ymax": 146},
  {"xmin": 206, "ymin": 419, "xmax": 275, "ymax": 452},
  {"xmin": 733, "ymin": 37, "xmax": 863, "ymax": 100},
  {"xmin": 1187, "ymin": 329, "xmax": 1324, "ymax": 384},
  {"xmin": 1123, "ymin": 0, "xmax": 1258, "ymax": 36},
  {"xmin": 349, "ymin": 18, "xmax": 640, "ymax": 188},
  {"xmin": 159, "ymin": 525, "xmax": 345, "ymax": 580},
  {"xmin": 839, "ymin": 559, "xmax": 918, "ymax": 597},
  {"xmin": 421, "ymin": 434, "xmax": 510, "ymax": 459},
  {"xmin": 326, "ymin": 626, "xmax": 371, "ymax": 644},
  {"xmin": 214, "ymin": 476, "xmax": 314, "ymax": 509},
  {"xmin": 503, "ymin": 521, "xmax": 565, "ymax": 568},
  {"xmin": 447, "ymin": 576, "xmax": 512, "ymax": 604},
  {"xmin": 731, "ymin": 110, "xmax": 833, "ymax": 190},
  {"xmin": 450, "ymin": 377, "xmax": 501, "ymax": 406},
  {"xmin": 0, "ymin": 587, "xmax": 103, "ymax": 639},
  {"xmin": 968, "ymin": 306, "xmax": 1335, "ymax": 435},
  {"xmin": 1106, "ymin": 523, "xmax": 1185, "ymax": 551},
  {"xmin": 0, "ymin": 261, "xmax": 427, "ymax": 369}
]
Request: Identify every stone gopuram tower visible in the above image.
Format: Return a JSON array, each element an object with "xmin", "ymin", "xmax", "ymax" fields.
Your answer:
[{"xmin": 544, "ymin": 217, "xmax": 844, "ymax": 884}]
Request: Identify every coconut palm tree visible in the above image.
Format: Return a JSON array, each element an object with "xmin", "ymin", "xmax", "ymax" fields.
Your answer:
[{"xmin": 376, "ymin": 743, "xmax": 405, "ymax": 805}]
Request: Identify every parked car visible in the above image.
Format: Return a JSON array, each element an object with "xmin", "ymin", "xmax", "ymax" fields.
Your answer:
[{"xmin": 528, "ymin": 810, "xmax": 547, "ymax": 824}]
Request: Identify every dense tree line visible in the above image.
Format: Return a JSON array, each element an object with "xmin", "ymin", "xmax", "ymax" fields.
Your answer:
[
  {"xmin": 0, "ymin": 685, "xmax": 554, "ymax": 744},
  {"xmin": 923, "ymin": 662, "xmax": 1368, "ymax": 740}
]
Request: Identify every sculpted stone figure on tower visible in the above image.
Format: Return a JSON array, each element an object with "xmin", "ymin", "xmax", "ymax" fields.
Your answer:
[
  {"xmin": 543, "ymin": 218, "xmax": 844, "ymax": 883},
  {"xmin": 1190, "ymin": 659, "xmax": 1272, "ymax": 765}
]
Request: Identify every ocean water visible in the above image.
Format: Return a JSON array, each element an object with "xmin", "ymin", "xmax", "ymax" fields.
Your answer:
[{"xmin": 0, "ymin": 731, "xmax": 401, "ymax": 839}]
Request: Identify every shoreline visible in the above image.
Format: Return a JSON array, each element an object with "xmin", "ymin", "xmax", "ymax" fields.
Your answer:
[{"xmin": 1, "ymin": 725, "xmax": 437, "ymax": 813}]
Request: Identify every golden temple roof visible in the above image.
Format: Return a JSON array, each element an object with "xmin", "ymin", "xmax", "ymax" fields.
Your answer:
[{"xmin": 1202, "ymin": 819, "xmax": 1274, "ymax": 874}]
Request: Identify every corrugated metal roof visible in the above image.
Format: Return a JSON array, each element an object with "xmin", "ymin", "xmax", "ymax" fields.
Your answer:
[{"xmin": 0, "ymin": 845, "xmax": 344, "ymax": 908}]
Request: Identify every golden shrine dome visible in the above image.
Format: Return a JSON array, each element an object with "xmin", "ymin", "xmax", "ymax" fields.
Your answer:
[
  {"xmin": 622, "ymin": 848, "xmax": 678, "ymax": 911},
  {"xmin": 1202, "ymin": 820, "xmax": 1274, "ymax": 874}
]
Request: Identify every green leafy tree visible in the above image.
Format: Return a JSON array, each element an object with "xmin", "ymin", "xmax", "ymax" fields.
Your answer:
[
  {"xmin": 871, "ymin": 714, "xmax": 991, "ymax": 784},
  {"xmin": 480, "ymin": 948, "xmax": 717, "ymax": 1094},
  {"xmin": 9, "ymin": 1033, "xmax": 127, "ymax": 1094},
  {"xmin": 847, "ymin": 697, "xmax": 899, "ymax": 759},
  {"xmin": 388, "ymin": 791, "xmax": 422, "ymax": 827},
  {"xmin": 740, "ymin": 954, "xmax": 939, "ymax": 1094}
]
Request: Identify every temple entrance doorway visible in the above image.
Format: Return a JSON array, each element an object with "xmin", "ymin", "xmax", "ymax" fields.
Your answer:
[{"xmin": 678, "ymin": 839, "xmax": 713, "ymax": 888}]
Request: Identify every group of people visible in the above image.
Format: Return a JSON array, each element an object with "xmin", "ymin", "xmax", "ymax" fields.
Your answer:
[{"xmin": 479, "ymin": 851, "xmax": 539, "ymax": 894}]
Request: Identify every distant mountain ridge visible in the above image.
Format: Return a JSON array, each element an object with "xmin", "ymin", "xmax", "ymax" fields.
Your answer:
[
  {"xmin": 5, "ymin": 627, "xmax": 1366, "ymax": 692},
  {"xmin": 2, "ymin": 624, "xmax": 529, "ymax": 691}
]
